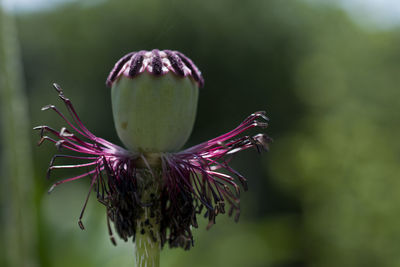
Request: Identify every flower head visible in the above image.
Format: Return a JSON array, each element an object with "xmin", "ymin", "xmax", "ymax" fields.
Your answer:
[{"xmin": 35, "ymin": 50, "xmax": 271, "ymax": 251}]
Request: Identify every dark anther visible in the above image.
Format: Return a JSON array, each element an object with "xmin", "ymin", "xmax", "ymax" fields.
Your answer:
[
  {"xmin": 78, "ymin": 220, "xmax": 85, "ymax": 230},
  {"xmin": 234, "ymin": 211, "xmax": 240, "ymax": 222},
  {"xmin": 228, "ymin": 205, "xmax": 234, "ymax": 217},
  {"xmin": 110, "ymin": 237, "xmax": 117, "ymax": 246},
  {"xmin": 37, "ymin": 137, "xmax": 45, "ymax": 146}
]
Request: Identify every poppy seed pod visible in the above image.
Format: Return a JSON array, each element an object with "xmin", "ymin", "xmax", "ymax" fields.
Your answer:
[{"xmin": 106, "ymin": 49, "xmax": 204, "ymax": 153}]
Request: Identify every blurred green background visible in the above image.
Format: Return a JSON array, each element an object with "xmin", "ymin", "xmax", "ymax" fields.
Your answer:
[{"xmin": 1, "ymin": 0, "xmax": 400, "ymax": 266}]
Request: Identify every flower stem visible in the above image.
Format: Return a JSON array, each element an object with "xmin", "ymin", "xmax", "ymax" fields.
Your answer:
[
  {"xmin": 135, "ymin": 222, "xmax": 160, "ymax": 267},
  {"xmin": 135, "ymin": 167, "xmax": 162, "ymax": 267}
]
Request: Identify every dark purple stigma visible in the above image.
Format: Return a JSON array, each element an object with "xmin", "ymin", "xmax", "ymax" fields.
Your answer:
[
  {"xmin": 128, "ymin": 52, "xmax": 144, "ymax": 77},
  {"xmin": 106, "ymin": 52, "xmax": 135, "ymax": 88},
  {"xmin": 151, "ymin": 49, "xmax": 162, "ymax": 76},
  {"xmin": 105, "ymin": 49, "xmax": 204, "ymax": 88},
  {"xmin": 165, "ymin": 50, "xmax": 185, "ymax": 76}
]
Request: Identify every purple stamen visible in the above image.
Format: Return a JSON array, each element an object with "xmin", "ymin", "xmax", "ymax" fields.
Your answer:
[{"xmin": 36, "ymin": 84, "xmax": 270, "ymax": 250}]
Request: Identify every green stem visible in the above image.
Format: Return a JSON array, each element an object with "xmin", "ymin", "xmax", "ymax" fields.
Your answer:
[
  {"xmin": 135, "ymin": 168, "xmax": 162, "ymax": 267},
  {"xmin": 135, "ymin": 220, "xmax": 160, "ymax": 267}
]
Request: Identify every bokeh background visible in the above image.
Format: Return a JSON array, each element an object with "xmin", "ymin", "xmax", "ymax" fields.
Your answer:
[{"xmin": 1, "ymin": 0, "xmax": 400, "ymax": 266}]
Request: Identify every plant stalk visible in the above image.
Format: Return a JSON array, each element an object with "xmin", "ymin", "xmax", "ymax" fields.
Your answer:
[{"xmin": 135, "ymin": 167, "xmax": 162, "ymax": 267}]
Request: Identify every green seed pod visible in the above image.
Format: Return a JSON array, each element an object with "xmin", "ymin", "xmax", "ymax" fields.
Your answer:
[{"xmin": 106, "ymin": 50, "xmax": 204, "ymax": 153}]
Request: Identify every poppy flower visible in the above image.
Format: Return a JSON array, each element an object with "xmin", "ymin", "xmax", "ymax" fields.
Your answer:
[{"xmin": 35, "ymin": 49, "xmax": 271, "ymax": 266}]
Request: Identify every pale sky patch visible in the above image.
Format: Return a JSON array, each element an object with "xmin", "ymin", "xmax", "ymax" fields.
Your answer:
[
  {"xmin": 337, "ymin": 0, "xmax": 400, "ymax": 28},
  {"xmin": 2, "ymin": 0, "xmax": 400, "ymax": 28}
]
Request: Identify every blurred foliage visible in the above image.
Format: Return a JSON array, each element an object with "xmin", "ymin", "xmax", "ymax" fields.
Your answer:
[
  {"xmin": 0, "ymin": 4, "xmax": 37, "ymax": 267},
  {"xmin": 0, "ymin": 0, "xmax": 399, "ymax": 266}
]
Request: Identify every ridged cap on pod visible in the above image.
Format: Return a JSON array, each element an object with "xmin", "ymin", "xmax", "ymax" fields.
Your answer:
[
  {"xmin": 106, "ymin": 49, "xmax": 204, "ymax": 88},
  {"xmin": 107, "ymin": 49, "xmax": 203, "ymax": 153}
]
